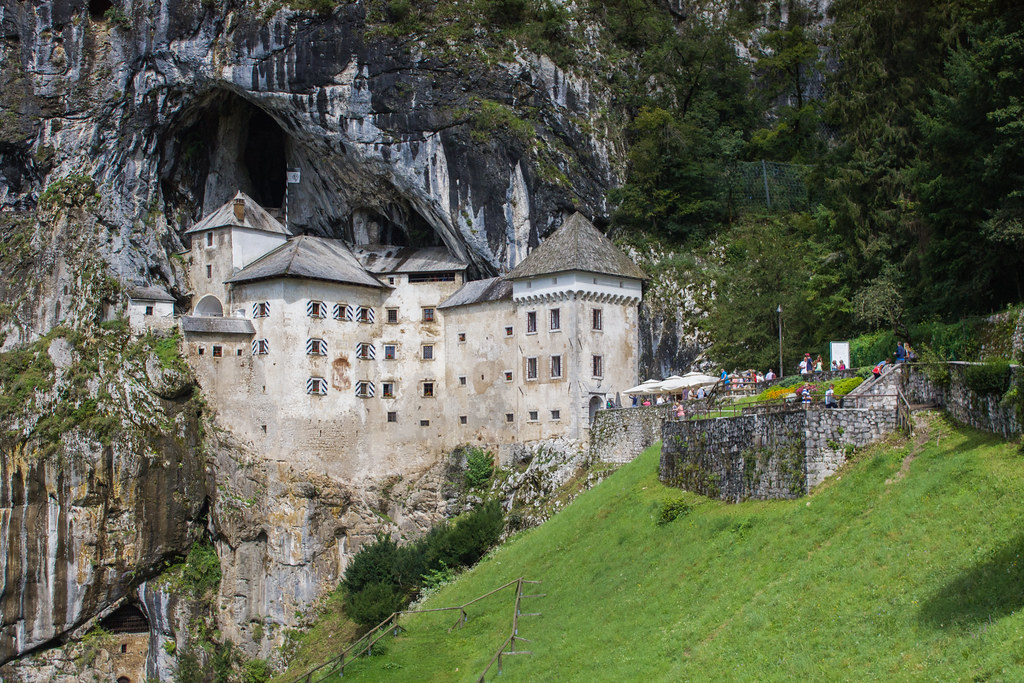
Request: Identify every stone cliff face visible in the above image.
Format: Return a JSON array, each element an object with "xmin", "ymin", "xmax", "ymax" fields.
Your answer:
[{"xmin": 0, "ymin": 0, "xmax": 704, "ymax": 676}]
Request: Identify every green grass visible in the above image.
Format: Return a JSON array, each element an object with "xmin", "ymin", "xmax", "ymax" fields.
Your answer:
[{"xmin": 302, "ymin": 415, "xmax": 1024, "ymax": 681}]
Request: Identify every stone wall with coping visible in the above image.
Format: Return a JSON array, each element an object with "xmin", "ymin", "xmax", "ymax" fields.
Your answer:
[
  {"xmin": 589, "ymin": 405, "xmax": 668, "ymax": 464},
  {"xmin": 903, "ymin": 363, "xmax": 1021, "ymax": 438},
  {"xmin": 659, "ymin": 406, "xmax": 896, "ymax": 501}
]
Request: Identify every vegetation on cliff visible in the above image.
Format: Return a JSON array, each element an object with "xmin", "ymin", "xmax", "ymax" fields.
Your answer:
[{"xmin": 333, "ymin": 419, "xmax": 1024, "ymax": 680}]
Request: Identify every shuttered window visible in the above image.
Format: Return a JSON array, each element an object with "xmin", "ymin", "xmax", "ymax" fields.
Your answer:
[
  {"xmin": 355, "ymin": 381, "xmax": 375, "ymax": 398},
  {"xmin": 306, "ymin": 338, "xmax": 327, "ymax": 355},
  {"xmin": 252, "ymin": 339, "xmax": 269, "ymax": 355},
  {"xmin": 306, "ymin": 377, "xmax": 328, "ymax": 395},
  {"xmin": 356, "ymin": 343, "xmax": 375, "ymax": 360},
  {"xmin": 307, "ymin": 300, "xmax": 326, "ymax": 318},
  {"xmin": 333, "ymin": 303, "xmax": 354, "ymax": 321}
]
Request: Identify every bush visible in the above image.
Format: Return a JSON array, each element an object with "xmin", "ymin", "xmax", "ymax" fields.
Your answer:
[
  {"xmin": 850, "ymin": 329, "xmax": 896, "ymax": 368},
  {"xmin": 657, "ymin": 498, "xmax": 691, "ymax": 526},
  {"xmin": 964, "ymin": 361, "xmax": 1011, "ymax": 395},
  {"xmin": 344, "ymin": 582, "xmax": 405, "ymax": 629},
  {"xmin": 831, "ymin": 377, "xmax": 864, "ymax": 396},
  {"xmin": 180, "ymin": 540, "xmax": 222, "ymax": 598},
  {"xmin": 241, "ymin": 659, "xmax": 273, "ymax": 683},
  {"xmin": 464, "ymin": 447, "xmax": 494, "ymax": 489}
]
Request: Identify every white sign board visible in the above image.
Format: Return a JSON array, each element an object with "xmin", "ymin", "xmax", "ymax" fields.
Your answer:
[
  {"xmin": 830, "ymin": 341, "xmax": 851, "ymax": 369},
  {"xmin": 286, "ymin": 169, "xmax": 301, "ymax": 184}
]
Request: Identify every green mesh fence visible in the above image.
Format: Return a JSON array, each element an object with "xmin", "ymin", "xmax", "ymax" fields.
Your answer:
[{"xmin": 723, "ymin": 160, "xmax": 812, "ymax": 215}]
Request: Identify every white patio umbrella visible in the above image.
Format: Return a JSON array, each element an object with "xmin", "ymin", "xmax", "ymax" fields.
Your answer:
[
  {"xmin": 622, "ymin": 379, "xmax": 664, "ymax": 395},
  {"xmin": 659, "ymin": 371, "xmax": 720, "ymax": 392}
]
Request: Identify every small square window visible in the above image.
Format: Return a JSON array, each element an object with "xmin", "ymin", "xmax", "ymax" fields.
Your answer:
[
  {"xmin": 212, "ymin": 345, "xmax": 223, "ymax": 358},
  {"xmin": 422, "ymin": 307, "xmax": 435, "ymax": 322},
  {"xmin": 549, "ymin": 308, "xmax": 560, "ymax": 331},
  {"xmin": 388, "ymin": 276, "xmax": 395, "ymax": 285},
  {"xmin": 505, "ymin": 326, "xmax": 513, "ymax": 337},
  {"xmin": 206, "ymin": 265, "xmax": 212, "ymax": 279},
  {"xmin": 386, "ymin": 308, "xmax": 398, "ymax": 324},
  {"xmin": 384, "ymin": 344, "xmax": 397, "ymax": 360},
  {"xmin": 145, "ymin": 305, "xmax": 154, "ymax": 316},
  {"xmin": 121, "ymin": 643, "xmax": 128, "ymax": 654},
  {"xmin": 551, "ymin": 409, "xmax": 560, "ymax": 420},
  {"xmin": 459, "ymin": 376, "xmax": 467, "ymax": 386},
  {"xmin": 422, "ymin": 344, "xmax": 434, "ymax": 360},
  {"xmin": 459, "ymin": 415, "xmax": 467, "ymax": 425},
  {"xmin": 198, "ymin": 346, "xmax": 205, "ymax": 356},
  {"xmin": 236, "ymin": 348, "xmax": 242, "ymax": 356},
  {"xmin": 529, "ymin": 410, "xmax": 539, "ymax": 422},
  {"xmin": 420, "ymin": 419, "xmax": 430, "ymax": 427},
  {"xmin": 526, "ymin": 357, "xmax": 538, "ymax": 380},
  {"xmin": 458, "ymin": 332, "xmax": 466, "ymax": 342},
  {"xmin": 506, "ymin": 413, "xmax": 514, "ymax": 423},
  {"xmin": 526, "ymin": 311, "xmax": 537, "ymax": 334},
  {"xmin": 504, "ymin": 371, "xmax": 513, "ymax": 382},
  {"xmin": 382, "ymin": 382, "xmax": 395, "ymax": 398},
  {"xmin": 592, "ymin": 308, "xmax": 603, "ymax": 331},
  {"xmin": 387, "ymin": 411, "xmax": 397, "ymax": 423},
  {"xmin": 422, "ymin": 382, "xmax": 435, "ymax": 397}
]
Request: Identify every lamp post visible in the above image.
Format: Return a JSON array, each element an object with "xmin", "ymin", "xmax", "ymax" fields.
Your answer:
[{"xmin": 777, "ymin": 304, "xmax": 783, "ymax": 378}]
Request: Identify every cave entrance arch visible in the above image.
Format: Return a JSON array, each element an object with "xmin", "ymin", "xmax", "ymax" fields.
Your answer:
[{"xmin": 195, "ymin": 295, "xmax": 223, "ymax": 317}]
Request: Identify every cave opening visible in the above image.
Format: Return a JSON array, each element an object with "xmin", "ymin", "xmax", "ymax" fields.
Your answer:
[
  {"xmin": 242, "ymin": 107, "xmax": 286, "ymax": 210},
  {"xmin": 89, "ymin": 0, "xmax": 113, "ymax": 20}
]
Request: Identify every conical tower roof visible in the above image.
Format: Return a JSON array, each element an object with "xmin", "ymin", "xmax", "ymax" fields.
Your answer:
[{"xmin": 506, "ymin": 213, "xmax": 647, "ymax": 281}]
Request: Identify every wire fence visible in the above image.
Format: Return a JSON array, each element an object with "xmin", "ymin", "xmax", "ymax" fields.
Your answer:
[{"xmin": 723, "ymin": 160, "xmax": 813, "ymax": 215}]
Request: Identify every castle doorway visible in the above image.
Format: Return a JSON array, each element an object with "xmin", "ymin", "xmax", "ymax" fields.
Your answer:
[{"xmin": 588, "ymin": 396, "xmax": 603, "ymax": 424}]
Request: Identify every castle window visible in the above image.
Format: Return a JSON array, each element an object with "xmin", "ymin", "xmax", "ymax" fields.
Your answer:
[
  {"xmin": 253, "ymin": 302, "xmax": 270, "ymax": 318},
  {"xmin": 384, "ymin": 344, "xmax": 397, "ymax": 360},
  {"xmin": 357, "ymin": 306, "xmax": 374, "ymax": 323},
  {"xmin": 386, "ymin": 308, "xmax": 399, "ymax": 324},
  {"xmin": 145, "ymin": 305, "xmax": 154, "ymax": 316},
  {"xmin": 307, "ymin": 300, "xmax": 327, "ymax": 318},
  {"xmin": 333, "ymin": 303, "xmax": 354, "ymax": 321},
  {"xmin": 549, "ymin": 308, "xmax": 560, "ymax": 331},
  {"xmin": 387, "ymin": 411, "xmax": 397, "ymax": 422},
  {"xmin": 212, "ymin": 345, "xmax": 223, "ymax": 358},
  {"xmin": 526, "ymin": 357, "xmax": 538, "ymax": 380},
  {"xmin": 307, "ymin": 338, "xmax": 327, "ymax": 355},
  {"xmin": 388, "ymin": 276, "xmax": 396, "ymax": 285},
  {"xmin": 506, "ymin": 413, "xmax": 514, "ymax": 423},
  {"xmin": 206, "ymin": 265, "xmax": 212, "ymax": 279},
  {"xmin": 459, "ymin": 375, "xmax": 467, "ymax": 386},
  {"xmin": 422, "ymin": 382, "xmax": 435, "ymax": 397},
  {"xmin": 529, "ymin": 410, "xmax": 539, "ymax": 422},
  {"xmin": 504, "ymin": 326, "xmax": 513, "ymax": 337},
  {"xmin": 592, "ymin": 355, "xmax": 603, "ymax": 378},
  {"xmin": 421, "ymin": 344, "xmax": 434, "ymax": 360},
  {"xmin": 236, "ymin": 348, "xmax": 242, "ymax": 356},
  {"xmin": 206, "ymin": 231, "xmax": 213, "ymax": 247},
  {"xmin": 551, "ymin": 355, "xmax": 562, "ymax": 379},
  {"xmin": 409, "ymin": 272, "xmax": 455, "ymax": 283},
  {"xmin": 422, "ymin": 307, "xmax": 435, "ymax": 322},
  {"xmin": 252, "ymin": 339, "xmax": 269, "ymax": 355},
  {"xmin": 504, "ymin": 370, "xmax": 513, "ymax": 382},
  {"xmin": 526, "ymin": 311, "xmax": 537, "ymax": 334},
  {"xmin": 458, "ymin": 332, "xmax": 466, "ymax": 343},
  {"xmin": 198, "ymin": 346, "xmax": 205, "ymax": 356},
  {"xmin": 381, "ymin": 382, "xmax": 395, "ymax": 398},
  {"xmin": 459, "ymin": 415, "xmax": 467, "ymax": 425},
  {"xmin": 356, "ymin": 342, "xmax": 375, "ymax": 360},
  {"xmin": 551, "ymin": 409, "xmax": 560, "ymax": 420},
  {"xmin": 306, "ymin": 377, "xmax": 328, "ymax": 395},
  {"xmin": 420, "ymin": 419, "xmax": 430, "ymax": 426},
  {"xmin": 592, "ymin": 308, "xmax": 603, "ymax": 330},
  {"xmin": 355, "ymin": 381, "xmax": 374, "ymax": 398}
]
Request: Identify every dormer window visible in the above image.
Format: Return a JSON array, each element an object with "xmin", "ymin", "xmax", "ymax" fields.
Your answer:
[
  {"xmin": 253, "ymin": 302, "xmax": 270, "ymax": 318},
  {"xmin": 306, "ymin": 338, "xmax": 327, "ymax": 355},
  {"xmin": 307, "ymin": 300, "xmax": 327, "ymax": 318},
  {"xmin": 357, "ymin": 306, "xmax": 374, "ymax": 323},
  {"xmin": 356, "ymin": 342, "xmax": 375, "ymax": 360},
  {"xmin": 306, "ymin": 377, "xmax": 328, "ymax": 395}
]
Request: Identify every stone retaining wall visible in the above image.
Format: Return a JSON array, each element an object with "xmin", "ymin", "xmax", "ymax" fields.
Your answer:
[
  {"xmin": 659, "ymin": 406, "xmax": 895, "ymax": 501},
  {"xmin": 903, "ymin": 363, "xmax": 1021, "ymax": 438},
  {"xmin": 589, "ymin": 405, "xmax": 668, "ymax": 463}
]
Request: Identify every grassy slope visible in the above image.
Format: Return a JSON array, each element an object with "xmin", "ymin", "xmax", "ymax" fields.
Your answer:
[{"xmin": 326, "ymin": 415, "xmax": 1024, "ymax": 681}]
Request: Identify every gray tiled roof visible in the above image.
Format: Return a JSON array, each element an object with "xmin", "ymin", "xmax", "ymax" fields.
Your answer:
[
  {"xmin": 439, "ymin": 277, "xmax": 512, "ymax": 309},
  {"xmin": 180, "ymin": 316, "xmax": 255, "ymax": 335},
  {"xmin": 506, "ymin": 213, "xmax": 647, "ymax": 281},
  {"xmin": 352, "ymin": 245, "xmax": 466, "ymax": 274},
  {"xmin": 127, "ymin": 285, "xmax": 176, "ymax": 302},
  {"xmin": 226, "ymin": 236, "xmax": 385, "ymax": 289},
  {"xmin": 185, "ymin": 191, "xmax": 290, "ymax": 236}
]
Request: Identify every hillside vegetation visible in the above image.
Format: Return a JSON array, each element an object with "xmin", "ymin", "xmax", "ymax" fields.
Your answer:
[{"xmin": 321, "ymin": 416, "xmax": 1024, "ymax": 681}]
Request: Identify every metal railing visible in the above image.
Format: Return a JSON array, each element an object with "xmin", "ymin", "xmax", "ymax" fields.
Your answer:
[{"xmin": 284, "ymin": 577, "xmax": 542, "ymax": 683}]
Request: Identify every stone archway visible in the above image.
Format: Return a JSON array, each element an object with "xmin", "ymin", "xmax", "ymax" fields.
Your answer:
[
  {"xmin": 588, "ymin": 395, "xmax": 603, "ymax": 424},
  {"xmin": 195, "ymin": 294, "xmax": 223, "ymax": 317}
]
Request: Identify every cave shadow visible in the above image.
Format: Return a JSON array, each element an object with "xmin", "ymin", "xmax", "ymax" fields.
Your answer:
[{"xmin": 918, "ymin": 532, "xmax": 1024, "ymax": 630}]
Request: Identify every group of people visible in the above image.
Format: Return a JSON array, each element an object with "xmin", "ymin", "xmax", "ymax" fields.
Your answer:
[
  {"xmin": 798, "ymin": 353, "xmax": 847, "ymax": 375},
  {"xmin": 631, "ymin": 387, "xmax": 708, "ymax": 407}
]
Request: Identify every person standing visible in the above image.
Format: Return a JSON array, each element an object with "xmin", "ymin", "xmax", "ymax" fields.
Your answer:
[
  {"xmin": 765, "ymin": 368, "xmax": 776, "ymax": 381},
  {"xmin": 895, "ymin": 341, "xmax": 907, "ymax": 363},
  {"xmin": 825, "ymin": 384, "xmax": 837, "ymax": 408},
  {"xmin": 814, "ymin": 355, "xmax": 824, "ymax": 373}
]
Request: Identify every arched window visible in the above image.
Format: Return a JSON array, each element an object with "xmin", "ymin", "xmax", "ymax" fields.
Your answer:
[{"xmin": 195, "ymin": 295, "xmax": 223, "ymax": 317}]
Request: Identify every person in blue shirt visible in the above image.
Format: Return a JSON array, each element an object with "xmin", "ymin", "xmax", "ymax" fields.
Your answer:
[{"xmin": 895, "ymin": 341, "xmax": 907, "ymax": 363}]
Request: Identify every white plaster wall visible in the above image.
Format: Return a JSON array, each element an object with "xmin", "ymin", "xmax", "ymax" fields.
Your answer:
[
  {"xmin": 514, "ymin": 297, "xmax": 580, "ymax": 439},
  {"xmin": 230, "ymin": 227, "xmax": 288, "ymax": 270},
  {"xmin": 128, "ymin": 300, "xmax": 174, "ymax": 334},
  {"xmin": 189, "ymin": 227, "xmax": 234, "ymax": 314},
  {"xmin": 512, "ymin": 271, "xmax": 643, "ymax": 302}
]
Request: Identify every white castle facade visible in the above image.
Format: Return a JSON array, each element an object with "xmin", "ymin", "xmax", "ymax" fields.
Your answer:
[{"xmin": 174, "ymin": 192, "xmax": 645, "ymax": 479}]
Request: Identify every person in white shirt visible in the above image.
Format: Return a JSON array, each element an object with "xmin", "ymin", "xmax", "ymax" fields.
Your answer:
[{"xmin": 765, "ymin": 369, "xmax": 776, "ymax": 381}]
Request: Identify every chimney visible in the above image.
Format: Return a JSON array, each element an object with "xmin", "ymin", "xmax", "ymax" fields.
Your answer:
[{"xmin": 233, "ymin": 198, "xmax": 245, "ymax": 222}]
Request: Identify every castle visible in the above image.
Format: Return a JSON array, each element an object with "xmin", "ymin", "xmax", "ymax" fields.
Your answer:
[{"xmin": 175, "ymin": 192, "xmax": 645, "ymax": 479}]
